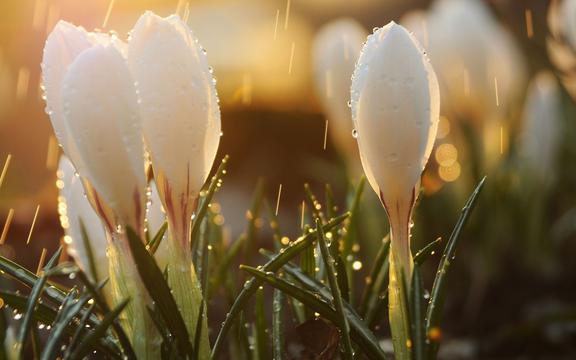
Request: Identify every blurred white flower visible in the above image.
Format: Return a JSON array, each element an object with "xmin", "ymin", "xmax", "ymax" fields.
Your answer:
[
  {"xmin": 43, "ymin": 21, "xmax": 146, "ymax": 231},
  {"xmin": 351, "ymin": 22, "xmax": 439, "ymax": 358},
  {"xmin": 58, "ymin": 156, "xmax": 107, "ymax": 283},
  {"xmin": 312, "ymin": 18, "xmax": 367, "ymax": 170},
  {"xmin": 127, "ymin": 11, "xmax": 221, "ymax": 246},
  {"xmin": 547, "ymin": 0, "xmax": 576, "ymax": 99},
  {"xmin": 403, "ymin": 0, "xmax": 526, "ymax": 121},
  {"xmin": 520, "ymin": 71, "xmax": 562, "ymax": 184}
]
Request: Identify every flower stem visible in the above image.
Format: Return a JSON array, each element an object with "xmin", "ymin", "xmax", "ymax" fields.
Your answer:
[
  {"xmin": 386, "ymin": 201, "xmax": 414, "ymax": 360},
  {"xmin": 166, "ymin": 221, "xmax": 211, "ymax": 359},
  {"xmin": 108, "ymin": 237, "xmax": 161, "ymax": 360}
]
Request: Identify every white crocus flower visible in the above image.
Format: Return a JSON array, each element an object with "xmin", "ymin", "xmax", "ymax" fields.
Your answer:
[
  {"xmin": 520, "ymin": 71, "xmax": 562, "ymax": 185},
  {"xmin": 43, "ymin": 22, "xmax": 156, "ymax": 359},
  {"xmin": 60, "ymin": 44, "xmax": 146, "ymax": 231},
  {"xmin": 312, "ymin": 18, "xmax": 367, "ymax": 173},
  {"xmin": 128, "ymin": 11, "xmax": 220, "ymax": 245},
  {"xmin": 43, "ymin": 21, "xmax": 146, "ymax": 231},
  {"xmin": 351, "ymin": 22, "xmax": 439, "ymax": 359},
  {"xmin": 127, "ymin": 12, "xmax": 218, "ymax": 357}
]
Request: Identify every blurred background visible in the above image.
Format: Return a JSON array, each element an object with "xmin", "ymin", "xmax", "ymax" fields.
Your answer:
[{"xmin": 1, "ymin": 0, "xmax": 576, "ymax": 357}]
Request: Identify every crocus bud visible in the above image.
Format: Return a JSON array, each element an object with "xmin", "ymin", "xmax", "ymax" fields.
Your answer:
[
  {"xmin": 351, "ymin": 22, "xmax": 439, "ymax": 359},
  {"xmin": 352, "ymin": 22, "xmax": 439, "ymax": 266},
  {"xmin": 312, "ymin": 18, "xmax": 367, "ymax": 172},
  {"xmin": 519, "ymin": 72, "xmax": 562, "ymax": 184},
  {"xmin": 58, "ymin": 156, "xmax": 107, "ymax": 283},
  {"xmin": 60, "ymin": 43, "xmax": 146, "ymax": 231},
  {"xmin": 128, "ymin": 11, "xmax": 221, "ymax": 246},
  {"xmin": 43, "ymin": 22, "xmax": 146, "ymax": 231},
  {"xmin": 127, "ymin": 12, "xmax": 217, "ymax": 356}
]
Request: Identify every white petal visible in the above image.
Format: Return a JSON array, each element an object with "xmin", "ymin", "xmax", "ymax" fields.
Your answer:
[
  {"xmin": 147, "ymin": 181, "xmax": 170, "ymax": 269},
  {"xmin": 61, "ymin": 45, "xmax": 146, "ymax": 228},
  {"xmin": 58, "ymin": 156, "xmax": 108, "ymax": 281},
  {"xmin": 127, "ymin": 11, "xmax": 221, "ymax": 208},
  {"xmin": 313, "ymin": 18, "xmax": 367, "ymax": 161},
  {"xmin": 42, "ymin": 21, "xmax": 94, "ymax": 172},
  {"xmin": 351, "ymin": 22, "xmax": 439, "ymax": 203}
]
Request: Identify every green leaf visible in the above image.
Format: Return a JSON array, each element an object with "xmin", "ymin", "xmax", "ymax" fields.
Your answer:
[
  {"xmin": 342, "ymin": 177, "xmax": 366, "ymax": 258},
  {"xmin": 254, "ymin": 286, "xmax": 269, "ymax": 360},
  {"xmin": 240, "ymin": 266, "xmax": 388, "ymax": 360},
  {"xmin": 0, "ymin": 255, "xmax": 67, "ymax": 303},
  {"xmin": 15, "ymin": 273, "xmax": 48, "ymax": 357},
  {"xmin": 358, "ymin": 237, "xmax": 390, "ymax": 318},
  {"xmin": 411, "ymin": 268, "xmax": 426, "ymax": 360},
  {"xmin": 146, "ymin": 222, "xmax": 168, "ymax": 254},
  {"xmin": 79, "ymin": 219, "xmax": 99, "ymax": 283},
  {"xmin": 304, "ymin": 183, "xmax": 324, "ymax": 221},
  {"xmin": 324, "ymin": 184, "xmax": 336, "ymax": 220},
  {"xmin": 77, "ymin": 272, "xmax": 136, "ymax": 360},
  {"xmin": 192, "ymin": 300, "xmax": 205, "ymax": 360},
  {"xmin": 335, "ymin": 255, "xmax": 350, "ymax": 303},
  {"xmin": 65, "ymin": 302, "xmax": 96, "ymax": 358},
  {"xmin": 263, "ymin": 253, "xmax": 388, "ymax": 359},
  {"xmin": 425, "ymin": 177, "xmax": 486, "ymax": 357},
  {"xmin": 190, "ymin": 154, "xmax": 229, "ymax": 250},
  {"xmin": 316, "ymin": 218, "xmax": 353, "ymax": 360},
  {"xmin": 42, "ymin": 293, "xmax": 94, "ymax": 360},
  {"xmin": 272, "ymin": 289, "xmax": 285, "ymax": 360},
  {"xmin": 210, "ymin": 212, "xmax": 349, "ymax": 359},
  {"xmin": 67, "ymin": 298, "xmax": 129, "ymax": 360},
  {"xmin": 125, "ymin": 227, "xmax": 193, "ymax": 357},
  {"xmin": 414, "ymin": 237, "xmax": 442, "ymax": 267}
]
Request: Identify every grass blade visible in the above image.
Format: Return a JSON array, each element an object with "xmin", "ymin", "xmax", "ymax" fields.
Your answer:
[
  {"xmin": 240, "ymin": 266, "xmax": 388, "ymax": 360},
  {"xmin": 210, "ymin": 213, "xmax": 349, "ymax": 358},
  {"xmin": 68, "ymin": 299, "xmax": 129, "ymax": 360},
  {"xmin": 359, "ymin": 236, "xmax": 390, "ymax": 317},
  {"xmin": 411, "ymin": 268, "xmax": 426, "ymax": 360},
  {"xmin": 77, "ymin": 272, "xmax": 136, "ymax": 360},
  {"xmin": 15, "ymin": 247, "xmax": 62, "ymax": 357},
  {"xmin": 316, "ymin": 219, "xmax": 354, "ymax": 359},
  {"xmin": 42, "ymin": 294, "xmax": 94, "ymax": 360},
  {"xmin": 255, "ymin": 286, "xmax": 269, "ymax": 360},
  {"xmin": 425, "ymin": 177, "xmax": 486, "ymax": 356},
  {"xmin": 192, "ymin": 300, "xmax": 205, "ymax": 360},
  {"xmin": 15, "ymin": 274, "xmax": 48, "ymax": 357},
  {"xmin": 304, "ymin": 183, "xmax": 324, "ymax": 221},
  {"xmin": 272, "ymin": 289, "xmax": 285, "ymax": 360},
  {"xmin": 414, "ymin": 237, "xmax": 442, "ymax": 267},
  {"xmin": 79, "ymin": 219, "xmax": 99, "ymax": 283},
  {"xmin": 190, "ymin": 155, "xmax": 229, "ymax": 250},
  {"xmin": 64, "ymin": 302, "xmax": 95, "ymax": 358},
  {"xmin": 146, "ymin": 222, "xmax": 168, "ymax": 254},
  {"xmin": 125, "ymin": 227, "xmax": 193, "ymax": 357}
]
